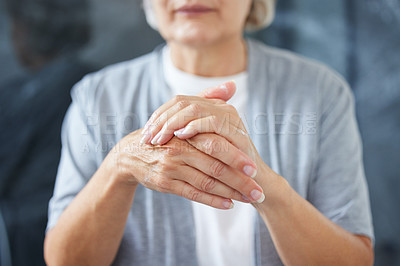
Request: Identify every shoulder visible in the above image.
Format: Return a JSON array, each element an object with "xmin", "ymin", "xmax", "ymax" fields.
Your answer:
[
  {"xmin": 70, "ymin": 48, "xmax": 162, "ymax": 113},
  {"xmin": 248, "ymin": 38, "xmax": 353, "ymax": 109},
  {"xmin": 248, "ymin": 38, "xmax": 339, "ymax": 76},
  {"xmin": 249, "ymin": 38, "xmax": 348, "ymax": 86}
]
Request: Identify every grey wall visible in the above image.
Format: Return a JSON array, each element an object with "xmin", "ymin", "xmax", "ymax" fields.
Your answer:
[
  {"xmin": 78, "ymin": 0, "xmax": 163, "ymax": 68},
  {"xmin": 0, "ymin": 0, "xmax": 24, "ymax": 83},
  {"xmin": 253, "ymin": 0, "xmax": 349, "ymax": 76}
]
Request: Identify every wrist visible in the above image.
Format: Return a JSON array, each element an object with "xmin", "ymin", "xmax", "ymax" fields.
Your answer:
[
  {"xmin": 104, "ymin": 144, "xmax": 139, "ymax": 188},
  {"xmin": 253, "ymin": 164, "xmax": 293, "ymax": 214}
]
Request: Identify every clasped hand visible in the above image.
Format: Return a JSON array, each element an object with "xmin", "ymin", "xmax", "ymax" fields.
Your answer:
[{"xmin": 115, "ymin": 82, "xmax": 268, "ymax": 209}]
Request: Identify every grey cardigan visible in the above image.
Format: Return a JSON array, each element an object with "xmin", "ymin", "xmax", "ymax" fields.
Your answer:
[{"xmin": 47, "ymin": 39, "xmax": 374, "ymax": 265}]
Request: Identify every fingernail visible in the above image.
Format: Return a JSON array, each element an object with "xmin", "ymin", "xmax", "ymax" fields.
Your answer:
[
  {"xmin": 250, "ymin": 190, "xmax": 265, "ymax": 203},
  {"xmin": 222, "ymin": 201, "xmax": 234, "ymax": 209},
  {"xmin": 174, "ymin": 128, "xmax": 186, "ymax": 137},
  {"xmin": 219, "ymin": 83, "xmax": 228, "ymax": 93},
  {"xmin": 243, "ymin": 165, "xmax": 257, "ymax": 178},
  {"xmin": 151, "ymin": 131, "xmax": 162, "ymax": 145}
]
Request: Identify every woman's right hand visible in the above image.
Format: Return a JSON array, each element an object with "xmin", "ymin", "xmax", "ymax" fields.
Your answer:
[{"xmin": 109, "ymin": 128, "xmax": 264, "ymax": 209}]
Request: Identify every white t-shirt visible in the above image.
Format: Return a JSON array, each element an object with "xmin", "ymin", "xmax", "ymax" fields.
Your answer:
[{"xmin": 163, "ymin": 46, "xmax": 257, "ymax": 266}]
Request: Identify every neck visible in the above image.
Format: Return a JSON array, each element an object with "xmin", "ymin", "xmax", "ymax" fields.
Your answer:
[{"xmin": 168, "ymin": 36, "xmax": 247, "ymax": 77}]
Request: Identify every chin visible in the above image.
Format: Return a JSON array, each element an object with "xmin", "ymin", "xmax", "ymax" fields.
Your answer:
[{"xmin": 172, "ymin": 22, "xmax": 221, "ymax": 47}]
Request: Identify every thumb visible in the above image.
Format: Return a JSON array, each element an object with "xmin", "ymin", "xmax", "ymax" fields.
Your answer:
[{"xmin": 197, "ymin": 81, "xmax": 236, "ymax": 102}]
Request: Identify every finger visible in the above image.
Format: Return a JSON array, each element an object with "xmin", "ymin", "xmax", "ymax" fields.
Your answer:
[
  {"xmin": 173, "ymin": 165, "xmax": 250, "ymax": 203},
  {"xmin": 152, "ymin": 103, "xmax": 213, "ymax": 145},
  {"xmin": 152, "ymin": 102, "xmax": 241, "ymax": 146},
  {"xmin": 185, "ymin": 133, "xmax": 257, "ymax": 178},
  {"xmin": 141, "ymin": 96, "xmax": 223, "ymax": 144},
  {"xmin": 147, "ymin": 100, "xmax": 193, "ymax": 144},
  {"xmin": 142, "ymin": 80, "xmax": 235, "ymax": 142},
  {"xmin": 141, "ymin": 95, "xmax": 190, "ymax": 141},
  {"xmin": 197, "ymin": 81, "xmax": 236, "ymax": 102},
  {"xmin": 170, "ymin": 180, "xmax": 235, "ymax": 210},
  {"xmin": 181, "ymin": 149, "xmax": 265, "ymax": 203},
  {"xmin": 174, "ymin": 115, "xmax": 250, "ymax": 153}
]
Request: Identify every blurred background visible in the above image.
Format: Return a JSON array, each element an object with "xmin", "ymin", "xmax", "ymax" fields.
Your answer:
[{"xmin": 0, "ymin": 0, "xmax": 399, "ymax": 265}]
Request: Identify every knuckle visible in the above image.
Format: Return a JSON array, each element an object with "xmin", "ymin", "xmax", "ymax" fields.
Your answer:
[
  {"xmin": 173, "ymin": 95, "xmax": 185, "ymax": 103},
  {"xmin": 153, "ymin": 118, "xmax": 162, "ymax": 128},
  {"xmin": 208, "ymin": 196, "xmax": 216, "ymax": 208},
  {"xmin": 229, "ymin": 115, "xmax": 241, "ymax": 127},
  {"xmin": 184, "ymin": 188, "xmax": 201, "ymax": 202},
  {"xmin": 157, "ymin": 178, "xmax": 171, "ymax": 193},
  {"xmin": 166, "ymin": 142, "xmax": 183, "ymax": 156},
  {"xmin": 150, "ymin": 111, "xmax": 159, "ymax": 121},
  {"xmin": 189, "ymin": 103, "xmax": 202, "ymax": 116},
  {"xmin": 166, "ymin": 146, "xmax": 181, "ymax": 156},
  {"xmin": 159, "ymin": 159, "xmax": 173, "ymax": 172},
  {"xmin": 225, "ymin": 104, "xmax": 240, "ymax": 119},
  {"xmin": 232, "ymin": 152, "xmax": 242, "ymax": 165},
  {"xmin": 225, "ymin": 104, "xmax": 238, "ymax": 113},
  {"xmin": 210, "ymin": 160, "xmax": 225, "ymax": 178},
  {"xmin": 177, "ymin": 100, "xmax": 189, "ymax": 110},
  {"xmin": 200, "ymin": 177, "xmax": 216, "ymax": 193},
  {"xmin": 210, "ymin": 116, "xmax": 221, "ymax": 131},
  {"xmin": 203, "ymin": 138, "xmax": 216, "ymax": 155},
  {"xmin": 158, "ymin": 112, "xmax": 168, "ymax": 123},
  {"xmin": 167, "ymin": 115, "xmax": 179, "ymax": 128}
]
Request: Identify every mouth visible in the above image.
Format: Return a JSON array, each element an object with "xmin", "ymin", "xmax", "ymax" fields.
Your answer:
[{"xmin": 175, "ymin": 4, "xmax": 215, "ymax": 15}]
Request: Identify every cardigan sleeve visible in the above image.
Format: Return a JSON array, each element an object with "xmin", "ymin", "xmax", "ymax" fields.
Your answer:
[
  {"xmin": 46, "ymin": 78, "xmax": 98, "ymax": 231},
  {"xmin": 308, "ymin": 69, "xmax": 374, "ymax": 242}
]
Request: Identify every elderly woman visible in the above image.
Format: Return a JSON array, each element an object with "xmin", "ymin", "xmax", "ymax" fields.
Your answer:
[{"xmin": 44, "ymin": 0, "xmax": 374, "ymax": 265}]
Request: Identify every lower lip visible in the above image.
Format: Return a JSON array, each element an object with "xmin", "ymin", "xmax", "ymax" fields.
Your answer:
[{"xmin": 175, "ymin": 9, "xmax": 214, "ymax": 15}]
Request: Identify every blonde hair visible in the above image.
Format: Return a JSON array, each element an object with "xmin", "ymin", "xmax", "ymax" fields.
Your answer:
[{"xmin": 143, "ymin": 0, "xmax": 276, "ymax": 32}]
